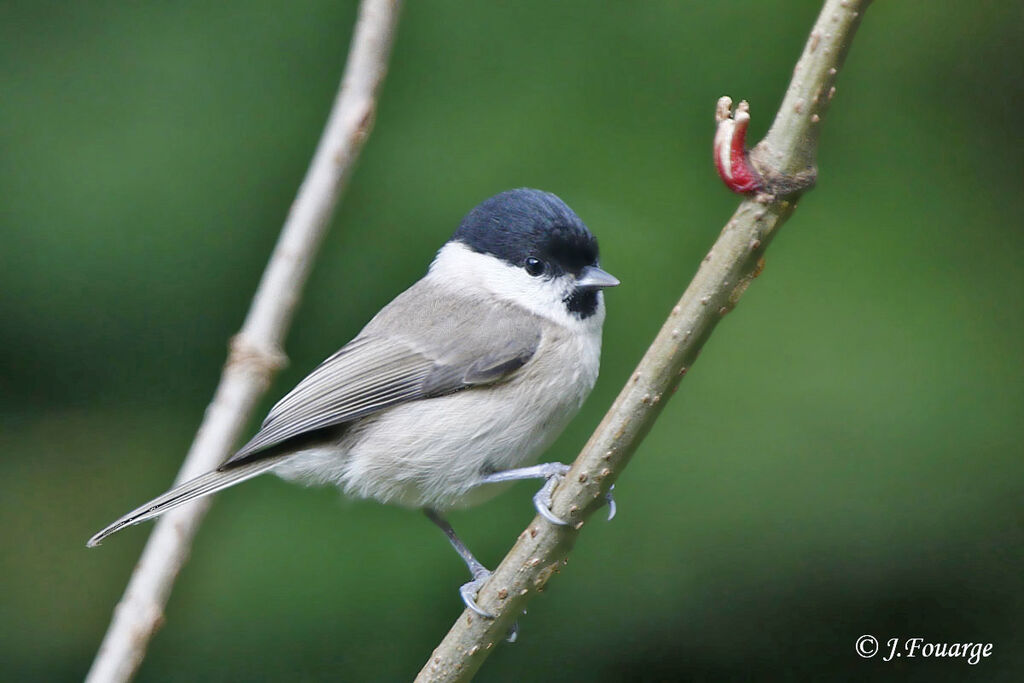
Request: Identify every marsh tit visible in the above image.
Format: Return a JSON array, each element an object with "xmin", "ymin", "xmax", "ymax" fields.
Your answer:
[{"xmin": 89, "ymin": 188, "xmax": 619, "ymax": 616}]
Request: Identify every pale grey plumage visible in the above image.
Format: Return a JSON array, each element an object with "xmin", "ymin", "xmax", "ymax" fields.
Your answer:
[
  {"xmin": 87, "ymin": 460, "xmax": 277, "ymax": 546},
  {"xmin": 88, "ymin": 189, "xmax": 616, "ymax": 558},
  {"xmin": 88, "ymin": 269, "xmax": 552, "ymax": 547},
  {"xmin": 229, "ymin": 282, "xmax": 542, "ymax": 463}
]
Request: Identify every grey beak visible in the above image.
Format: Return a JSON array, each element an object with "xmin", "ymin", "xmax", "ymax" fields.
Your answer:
[{"xmin": 577, "ymin": 265, "xmax": 620, "ymax": 289}]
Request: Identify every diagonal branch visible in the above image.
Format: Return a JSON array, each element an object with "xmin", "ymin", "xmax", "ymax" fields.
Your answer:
[
  {"xmin": 86, "ymin": 2, "xmax": 402, "ymax": 681},
  {"xmin": 416, "ymin": 1, "xmax": 870, "ymax": 680}
]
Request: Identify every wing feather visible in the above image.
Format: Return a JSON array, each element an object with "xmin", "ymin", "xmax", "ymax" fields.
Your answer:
[{"xmin": 225, "ymin": 284, "xmax": 542, "ymax": 465}]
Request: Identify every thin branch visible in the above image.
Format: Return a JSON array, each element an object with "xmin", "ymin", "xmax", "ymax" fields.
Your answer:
[
  {"xmin": 86, "ymin": 2, "xmax": 402, "ymax": 681},
  {"xmin": 415, "ymin": 1, "xmax": 870, "ymax": 680}
]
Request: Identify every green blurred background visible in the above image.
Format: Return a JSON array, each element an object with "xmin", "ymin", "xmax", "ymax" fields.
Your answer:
[{"xmin": 2, "ymin": 1, "xmax": 1021, "ymax": 680}]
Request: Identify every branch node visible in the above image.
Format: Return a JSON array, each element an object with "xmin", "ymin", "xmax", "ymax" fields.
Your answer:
[
  {"xmin": 713, "ymin": 97, "xmax": 763, "ymax": 194},
  {"xmin": 228, "ymin": 334, "xmax": 288, "ymax": 382},
  {"xmin": 714, "ymin": 97, "xmax": 818, "ymax": 200}
]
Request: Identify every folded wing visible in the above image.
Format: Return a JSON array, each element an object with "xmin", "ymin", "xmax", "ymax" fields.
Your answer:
[{"xmin": 226, "ymin": 287, "xmax": 542, "ymax": 465}]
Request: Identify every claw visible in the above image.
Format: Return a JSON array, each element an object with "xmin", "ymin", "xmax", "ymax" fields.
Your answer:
[
  {"xmin": 533, "ymin": 474, "xmax": 569, "ymax": 525},
  {"xmin": 459, "ymin": 572, "xmax": 495, "ymax": 618},
  {"xmin": 605, "ymin": 484, "xmax": 617, "ymax": 521}
]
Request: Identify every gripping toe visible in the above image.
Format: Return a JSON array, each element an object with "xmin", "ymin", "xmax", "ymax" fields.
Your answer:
[
  {"xmin": 459, "ymin": 573, "xmax": 495, "ymax": 618},
  {"xmin": 605, "ymin": 484, "xmax": 617, "ymax": 521},
  {"xmin": 532, "ymin": 475, "xmax": 569, "ymax": 525}
]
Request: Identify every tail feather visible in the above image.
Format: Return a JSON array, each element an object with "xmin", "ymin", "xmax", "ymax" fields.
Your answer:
[{"xmin": 87, "ymin": 459, "xmax": 278, "ymax": 547}]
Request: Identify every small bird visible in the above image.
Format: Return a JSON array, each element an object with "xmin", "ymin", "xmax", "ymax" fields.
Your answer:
[{"xmin": 89, "ymin": 188, "xmax": 619, "ymax": 616}]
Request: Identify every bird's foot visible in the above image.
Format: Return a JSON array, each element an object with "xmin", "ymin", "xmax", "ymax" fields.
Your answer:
[
  {"xmin": 532, "ymin": 464, "xmax": 571, "ymax": 525},
  {"xmin": 533, "ymin": 465, "xmax": 619, "ymax": 526},
  {"xmin": 458, "ymin": 568, "xmax": 521, "ymax": 642},
  {"xmin": 459, "ymin": 567, "xmax": 495, "ymax": 618}
]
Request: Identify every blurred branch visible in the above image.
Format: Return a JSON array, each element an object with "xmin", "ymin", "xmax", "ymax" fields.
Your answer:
[
  {"xmin": 415, "ymin": 1, "xmax": 870, "ymax": 680},
  {"xmin": 86, "ymin": 2, "xmax": 402, "ymax": 682}
]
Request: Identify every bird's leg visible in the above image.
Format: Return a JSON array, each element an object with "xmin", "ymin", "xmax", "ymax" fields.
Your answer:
[
  {"xmin": 477, "ymin": 463, "xmax": 617, "ymax": 526},
  {"xmin": 424, "ymin": 508, "xmax": 494, "ymax": 618},
  {"xmin": 422, "ymin": 510, "xmax": 525, "ymax": 642}
]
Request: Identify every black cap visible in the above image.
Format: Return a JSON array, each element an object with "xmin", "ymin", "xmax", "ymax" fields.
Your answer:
[{"xmin": 452, "ymin": 189, "xmax": 599, "ymax": 276}]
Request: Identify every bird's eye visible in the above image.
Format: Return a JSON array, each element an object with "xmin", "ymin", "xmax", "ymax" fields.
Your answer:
[{"xmin": 524, "ymin": 257, "xmax": 546, "ymax": 277}]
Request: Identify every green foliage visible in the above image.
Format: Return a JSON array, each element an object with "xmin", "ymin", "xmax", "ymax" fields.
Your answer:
[{"xmin": 1, "ymin": 1, "xmax": 1021, "ymax": 680}]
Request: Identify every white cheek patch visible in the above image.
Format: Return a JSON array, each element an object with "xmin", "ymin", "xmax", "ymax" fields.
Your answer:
[{"xmin": 429, "ymin": 242, "xmax": 582, "ymax": 326}]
